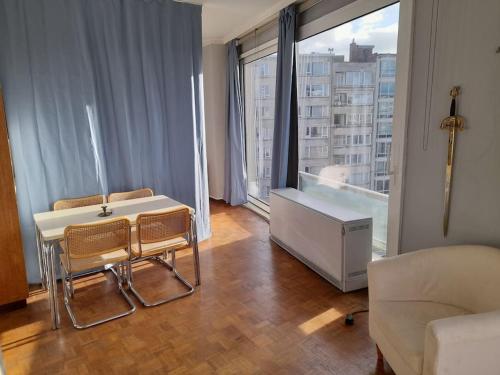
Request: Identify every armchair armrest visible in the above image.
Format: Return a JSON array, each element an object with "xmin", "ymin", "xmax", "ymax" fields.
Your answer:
[
  {"xmin": 368, "ymin": 250, "xmax": 431, "ymax": 302},
  {"xmin": 423, "ymin": 310, "xmax": 500, "ymax": 375}
]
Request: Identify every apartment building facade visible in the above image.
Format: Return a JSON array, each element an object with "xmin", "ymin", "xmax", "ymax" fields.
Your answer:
[{"xmin": 246, "ymin": 41, "xmax": 396, "ymax": 201}]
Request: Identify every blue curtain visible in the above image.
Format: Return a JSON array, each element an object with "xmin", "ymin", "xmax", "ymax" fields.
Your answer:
[
  {"xmin": 0, "ymin": 0, "xmax": 210, "ymax": 283},
  {"xmin": 223, "ymin": 40, "xmax": 247, "ymax": 205},
  {"xmin": 271, "ymin": 5, "xmax": 298, "ymax": 189}
]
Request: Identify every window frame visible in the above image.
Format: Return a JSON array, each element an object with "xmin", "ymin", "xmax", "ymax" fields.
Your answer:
[
  {"xmin": 239, "ymin": 0, "xmax": 415, "ymax": 256},
  {"xmin": 241, "ymin": 47, "xmax": 278, "ymax": 210}
]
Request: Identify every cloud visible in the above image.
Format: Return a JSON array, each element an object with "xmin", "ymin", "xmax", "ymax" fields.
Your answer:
[{"xmin": 298, "ymin": 5, "xmax": 399, "ymax": 59}]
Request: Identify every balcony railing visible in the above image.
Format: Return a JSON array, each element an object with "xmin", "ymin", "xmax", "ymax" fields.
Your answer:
[{"xmin": 298, "ymin": 171, "xmax": 388, "ymax": 257}]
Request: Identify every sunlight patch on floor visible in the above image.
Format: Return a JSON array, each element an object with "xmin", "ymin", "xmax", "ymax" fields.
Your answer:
[{"xmin": 298, "ymin": 308, "xmax": 343, "ymax": 335}]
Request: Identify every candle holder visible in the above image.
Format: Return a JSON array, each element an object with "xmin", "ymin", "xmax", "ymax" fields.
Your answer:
[{"xmin": 98, "ymin": 205, "xmax": 113, "ymax": 217}]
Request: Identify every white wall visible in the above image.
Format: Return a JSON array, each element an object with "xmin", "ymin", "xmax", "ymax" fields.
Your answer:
[
  {"xmin": 203, "ymin": 43, "xmax": 226, "ymax": 200},
  {"xmin": 400, "ymin": 0, "xmax": 500, "ymax": 252},
  {"xmin": 202, "ymin": 0, "xmax": 500, "ymax": 252}
]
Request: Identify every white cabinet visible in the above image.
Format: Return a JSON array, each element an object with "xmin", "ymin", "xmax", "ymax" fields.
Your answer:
[{"xmin": 270, "ymin": 188, "xmax": 372, "ymax": 292}]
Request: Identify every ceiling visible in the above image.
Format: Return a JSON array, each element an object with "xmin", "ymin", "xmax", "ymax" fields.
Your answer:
[{"xmin": 177, "ymin": 0, "xmax": 296, "ymax": 45}]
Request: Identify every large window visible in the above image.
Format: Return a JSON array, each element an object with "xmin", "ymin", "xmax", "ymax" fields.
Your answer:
[
  {"xmin": 296, "ymin": 3, "xmax": 399, "ymax": 194},
  {"xmin": 244, "ymin": 53, "xmax": 277, "ymax": 203}
]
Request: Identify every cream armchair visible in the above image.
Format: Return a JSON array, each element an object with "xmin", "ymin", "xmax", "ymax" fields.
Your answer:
[{"xmin": 368, "ymin": 245, "xmax": 500, "ymax": 375}]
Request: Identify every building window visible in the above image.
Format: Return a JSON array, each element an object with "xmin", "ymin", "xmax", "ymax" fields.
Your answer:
[
  {"xmin": 375, "ymin": 161, "xmax": 388, "ymax": 176},
  {"xmin": 257, "ymin": 84, "xmax": 271, "ymax": 98},
  {"xmin": 346, "ymin": 113, "xmax": 373, "ymax": 126},
  {"xmin": 346, "ymin": 153, "xmax": 370, "ymax": 165},
  {"xmin": 306, "ymin": 126, "xmax": 328, "ymax": 138},
  {"xmin": 301, "ymin": 105, "xmax": 329, "ymax": 118},
  {"xmin": 255, "ymin": 105, "xmax": 273, "ymax": 119},
  {"xmin": 348, "ymin": 172, "xmax": 370, "ymax": 185},
  {"xmin": 262, "ymin": 127, "xmax": 273, "ymax": 140},
  {"xmin": 379, "ymin": 82, "xmax": 395, "ymax": 98},
  {"xmin": 334, "ymin": 93, "xmax": 348, "ymax": 106},
  {"xmin": 375, "ymin": 179, "xmax": 390, "ymax": 194},
  {"xmin": 378, "ymin": 101, "xmax": 394, "ymax": 118},
  {"xmin": 347, "ymin": 93, "xmax": 373, "ymax": 105},
  {"xmin": 333, "ymin": 114, "xmax": 346, "ymax": 127},
  {"xmin": 335, "ymin": 72, "xmax": 345, "ymax": 86},
  {"xmin": 376, "ymin": 141, "xmax": 391, "ymax": 158},
  {"xmin": 305, "ymin": 61, "xmax": 329, "ymax": 76},
  {"xmin": 380, "ymin": 59, "xmax": 396, "ymax": 78},
  {"xmin": 304, "ymin": 145, "xmax": 328, "ymax": 159},
  {"xmin": 305, "ymin": 83, "xmax": 329, "ymax": 97},
  {"xmin": 334, "ymin": 155, "xmax": 346, "ymax": 165},
  {"xmin": 264, "ymin": 166, "xmax": 271, "ymax": 178},
  {"xmin": 333, "ymin": 135, "xmax": 346, "ymax": 146},
  {"xmin": 258, "ymin": 62, "xmax": 271, "ymax": 77},
  {"xmin": 345, "ymin": 71, "xmax": 373, "ymax": 86},
  {"xmin": 377, "ymin": 124, "xmax": 392, "ymax": 138},
  {"xmin": 264, "ymin": 146, "xmax": 272, "ymax": 159}
]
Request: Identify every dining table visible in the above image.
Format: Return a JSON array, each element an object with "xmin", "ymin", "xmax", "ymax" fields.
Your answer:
[{"xmin": 33, "ymin": 195, "xmax": 201, "ymax": 330}]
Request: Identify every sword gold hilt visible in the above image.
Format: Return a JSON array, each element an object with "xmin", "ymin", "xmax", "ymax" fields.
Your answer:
[
  {"xmin": 440, "ymin": 86, "xmax": 465, "ymax": 131},
  {"xmin": 440, "ymin": 115, "xmax": 465, "ymax": 130}
]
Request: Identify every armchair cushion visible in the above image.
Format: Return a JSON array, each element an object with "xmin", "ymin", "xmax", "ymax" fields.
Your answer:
[
  {"xmin": 423, "ymin": 310, "xmax": 500, "ymax": 375},
  {"xmin": 369, "ymin": 245, "xmax": 500, "ymax": 375},
  {"xmin": 371, "ymin": 301, "xmax": 469, "ymax": 374}
]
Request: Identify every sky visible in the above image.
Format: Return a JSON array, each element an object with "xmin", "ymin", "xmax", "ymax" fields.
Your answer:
[{"xmin": 298, "ymin": 3, "xmax": 400, "ymax": 59}]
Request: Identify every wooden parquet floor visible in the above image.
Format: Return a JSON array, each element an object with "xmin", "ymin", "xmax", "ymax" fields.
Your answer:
[{"xmin": 0, "ymin": 200, "xmax": 394, "ymax": 374}]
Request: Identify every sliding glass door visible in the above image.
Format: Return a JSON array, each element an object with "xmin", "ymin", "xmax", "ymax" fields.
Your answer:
[
  {"xmin": 296, "ymin": 3, "xmax": 400, "ymax": 257},
  {"xmin": 243, "ymin": 53, "xmax": 277, "ymax": 205}
]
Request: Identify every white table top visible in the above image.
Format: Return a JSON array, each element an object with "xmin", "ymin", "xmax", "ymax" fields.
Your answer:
[{"xmin": 34, "ymin": 195, "xmax": 192, "ymax": 241}]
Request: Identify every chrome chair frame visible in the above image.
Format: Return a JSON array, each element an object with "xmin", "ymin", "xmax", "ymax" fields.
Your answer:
[
  {"xmin": 127, "ymin": 210, "xmax": 197, "ymax": 307},
  {"xmin": 60, "ymin": 219, "xmax": 136, "ymax": 329}
]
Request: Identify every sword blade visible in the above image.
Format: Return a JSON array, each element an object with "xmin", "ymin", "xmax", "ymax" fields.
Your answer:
[{"xmin": 443, "ymin": 126, "xmax": 456, "ymax": 237}]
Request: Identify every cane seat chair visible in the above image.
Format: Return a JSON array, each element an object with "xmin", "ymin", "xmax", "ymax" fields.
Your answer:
[
  {"xmin": 59, "ymin": 217, "xmax": 136, "ymax": 329},
  {"xmin": 108, "ymin": 188, "xmax": 153, "ymax": 203},
  {"xmin": 50, "ymin": 194, "xmax": 107, "ymax": 288},
  {"xmin": 54, "ymin": 194, "xmax": 106, "ymax": 211},
  {"xmin": 128, "ymin": 207, "xmax": 195, "ymax": 306}
]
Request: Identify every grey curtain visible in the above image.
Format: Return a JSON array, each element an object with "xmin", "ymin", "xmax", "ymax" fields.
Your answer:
[
  {"xmin": 223, "ymin": 40, "xmax": 247, "ymax": 205},
  {"xmin": 271, "ymin": 5, "xmax": 298, "ymax": 189},
  {"xmin": 0, "ymin": 0, "xmax": 210, "ymax": 283}
]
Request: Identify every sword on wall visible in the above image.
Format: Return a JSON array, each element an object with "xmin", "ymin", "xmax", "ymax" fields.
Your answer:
[{"xmin": 440, "ymin": 86, "xmax": 465, "ymax": 237}]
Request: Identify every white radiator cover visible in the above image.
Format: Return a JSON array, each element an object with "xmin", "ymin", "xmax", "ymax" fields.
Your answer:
[{"xmin": 270, "ymin": 188, "xmax": 372, "ymax": 292}]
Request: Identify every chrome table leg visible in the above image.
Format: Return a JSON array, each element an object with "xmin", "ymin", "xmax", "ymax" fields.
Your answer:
[
  {"xmin": 44, "ymin": 240, "xmax": 60, "ymax": 329},
  {"xmin": 35, "ymin": 225, "xmax": 47, "ymax": 290},
  {"xmin": 50, "ymin": 241, "xmax": 60, "ymax": 328},
  {"xmin": 191, "ymin": 214, "xmax": 201, "ymax": 286}
]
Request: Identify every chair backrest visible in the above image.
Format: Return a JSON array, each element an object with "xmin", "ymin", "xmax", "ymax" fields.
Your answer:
[
  {"xmin": 54, "ymin": 194, "xmax": 105, "ymax": 211},
  {"xmin": 64, "ymin": 218, "xmax": 130, "ymax": 259},
  {"xmin": 108, "ymin": 188, "xmax": 153, "ymax": 203},
  {"xmin": 398, "ymin": 245, "xmax": 500, "ymax": 313},
  {"xmin": 137, "ymin": 208, "xmax": 190, "ymax": 245}
]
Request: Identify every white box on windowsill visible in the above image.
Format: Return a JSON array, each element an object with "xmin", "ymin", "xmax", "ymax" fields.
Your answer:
[{"xmin": 269, "ymin": 188, "xmax": 372, "ymax": 292}]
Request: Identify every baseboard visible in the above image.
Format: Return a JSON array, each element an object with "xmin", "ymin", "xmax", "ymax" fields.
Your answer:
[{"xmin": 0, "ymin": 299, "xmax": 26, "ymax": 312}]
